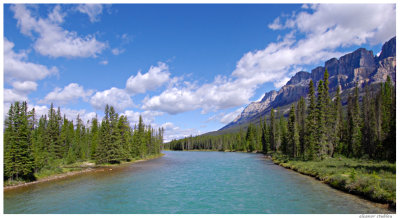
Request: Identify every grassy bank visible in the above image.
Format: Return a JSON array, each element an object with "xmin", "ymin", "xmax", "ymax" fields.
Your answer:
[
  {"xmin": 271, "ymin": 153, "xmax": 396, "ymax": 208},
  {"xmin": 4, "ymin": 153, "xmax": 164, "ymax": 189}
]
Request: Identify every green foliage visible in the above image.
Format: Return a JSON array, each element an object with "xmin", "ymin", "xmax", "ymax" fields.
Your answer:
[
  {"xmin": 246, "ymin": 123, "xmax": 256, "ymax": 152},
  {"xmin": 261, "ymin": 117, "xmax": 269, "ymax": 154},
  {"xmin": 4, "ymin": 102, "xmax": 35, "ymax": 181},
  {"xmin": 4, "ymin": 102, "xmax": 163, "ymax": 183},
  {"xmin": 305, "ymin": 80, "xmax": 317, "ymax": 160},
  {"xmin": 296, "ymin": 97, "xmax": 306, "ymax": 158},
  {"xmin": 287, "ymin": 104, "xmax": 300, "ymax": 157},
  {"xmin": 272, "ymin": 154, "xmax": 396, "ymax": 205}
]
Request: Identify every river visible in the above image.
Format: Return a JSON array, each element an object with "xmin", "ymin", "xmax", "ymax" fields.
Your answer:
[{"xmin": 4, "ymin": 151, "xmax": 392, "ymax": 214}]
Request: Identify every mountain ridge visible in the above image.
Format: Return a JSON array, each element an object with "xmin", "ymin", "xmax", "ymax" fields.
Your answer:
[{"xmin": 221, "ymin": 36, "xmax": 396, "ymax": 131}]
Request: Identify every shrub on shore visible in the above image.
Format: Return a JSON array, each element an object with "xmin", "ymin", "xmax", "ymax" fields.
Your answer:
[{"xmin": 271, "ymin": 154, "xmax": 396, "ymax": 207}]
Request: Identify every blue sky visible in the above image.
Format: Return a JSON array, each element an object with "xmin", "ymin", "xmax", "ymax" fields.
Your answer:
[{"xmin": 3, "ymin": 4, "xmax": 396, "ymax": 141}]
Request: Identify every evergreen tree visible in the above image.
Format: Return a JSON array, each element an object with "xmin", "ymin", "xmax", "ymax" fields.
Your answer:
[
  {"xmin": 305, "ymin": 80, "xmax": 317, "ymax": 160},
  {"xmin": 107, "ymin": 106, "xmax": 123, "ymax": 164},
  {"xmin": 316, "ymin": 80, "xmax": 327, "ymax": 158},
  {"xmin": 279, "ymin": 111, "xmax": 288, "ymax": 154},
  {"xmin": 361, "ymin": 84, "xmax": 377, "ymax": 158},
  {"xmin": 261, "ymin": 117, "xmax": 269, "ymax": 154},
  {"xmin": 138, "ymin": 115, "xmax": 147, "ymax": 157},
  {"xmin": 296, "ymin": 96, "xmax": 306, "ymax": 158},
  {"xmin": 118, "ymin": 115, "xmax": 131, "ymax": 160},
  {"xmin": 350, "ymin": 84, "xmax": 362, "ymax": 157},
  {"xmin": 380, "ymin": 76, "xmax": 395, "ymax": 161},
  {"xmin": 33, "ymin": 115, "xmax": 48, "ymax": 172},
  {"xmin": 246, "ymin": 123, "xmax": 256, "ymax": 152},
  {"xmin": 332, "ymin": 86, "xmax": 344, "ymax": 157},
  {"xmin": 323, "ymin": 69, "xmax": 334, "ymax": 156},
  {"xmin": 288, "ymin": 104, "xmax": 300, "ymax": 157},
  {"xmin": 269, "ymin": 108, "xmax": 276, "ymax": 152},
  {"xmin": 4, "ymin": 104, "xmax": 15, "ymax": 180},
  {"xmin": 90, "ymin": 116, "xmax": 99, "ymax": 159},
  {"xmin": 4, "ymin": 102, "xmax": 35, "ymax": 181}
]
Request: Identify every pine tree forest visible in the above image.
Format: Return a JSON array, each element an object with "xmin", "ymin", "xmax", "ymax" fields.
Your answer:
[
  {"xmin": 4, "ymin": 104, "xmax": 164, "ymax": 182},
  {"xmin": 166, "ymin": 70, "xmax": 396, "ymax": 163}
]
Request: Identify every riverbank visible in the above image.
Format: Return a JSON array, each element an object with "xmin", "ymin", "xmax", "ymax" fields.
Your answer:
[
  {"xmin": 4, "ymin": 153, "xmax": 164, "ymax": 191},
  {"xmin": 270, "ymin": 153, "xmax": 396, "ymax": 209}
]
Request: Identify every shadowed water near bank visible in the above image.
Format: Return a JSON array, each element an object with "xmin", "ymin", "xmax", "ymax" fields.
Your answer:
[{"xmin": 4, "ymin": 151, "xmax": 392, "ymax": 214}]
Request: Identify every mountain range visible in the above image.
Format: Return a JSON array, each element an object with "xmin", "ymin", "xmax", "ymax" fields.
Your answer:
[{"xmin": 220, "ymin": 36, "xmax": 396, "ymax": 132}]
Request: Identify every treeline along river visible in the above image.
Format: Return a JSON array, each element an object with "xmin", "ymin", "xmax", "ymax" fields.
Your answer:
[{"xmin": 4, "ymin": 151, "xmax": 392, "ymax": 214}]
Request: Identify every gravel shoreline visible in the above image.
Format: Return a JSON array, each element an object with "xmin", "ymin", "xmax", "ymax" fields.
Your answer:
[{"xmin": 4, "ymin": 153, "xmax": 164, "ymax": 191}]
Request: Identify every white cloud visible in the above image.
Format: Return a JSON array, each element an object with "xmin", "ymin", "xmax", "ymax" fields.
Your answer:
[
  {"xmin": 29, "ymin": 104, "xmax": 97, "ymax": 126},
  {"xmin": 11, "ymin": 81, "xmax": 38, "ymax": 94},
  {"xmin": 111, "ymin": 48, "xmax": 125, "ymax": 55},
  {"xmin": 142, "ymin": 76, "xmax": 254, "ymax": 115},
  {"xmin": 273, "ymin": 77, "xmax": 291, "ymax": 89},
  {"xmin": 219, "ymin": 107, "xmax": 244, "ymax": 124},
  {"xmin": 4, "ymin": 89, "xmax": 28, "ymax": 104},
  {"xmin": 29, "ymin": 104, "xmax": 49, "ymax": 118},
  {"xmin": 268, "ymin": 17, "xmax": 284, "ymax": 30},
  {"xmin": 4, "ymin": 102, "xmax": 96, "ymax": 127},
  {"xmin": 90, "ymin": 87, "xmax": 134, "ymax": 112},
  {"xmin": 61, "ymin": 108, "xmax": 97, "ymax": 125},
  {"xmin": 11, "ymin": 4, "xmax": 106, "ymax": 58},
  {"xmin": 4, "ymin": 38, "xmax": 58, "ymax": 82},
  {"xmin": 126, "ymin": 62, "xmax": 170, "ymax": 94},
  {"xmin": 159, "ymin": 122, "xmax": 202, "ymax": 142},
  {"xmin": 122, "ymin": 110, "xmax": 164, "ymax": 127},
  {"xmin": 142, "ymin": 86, "xmax": 198, "ymax": 114},
  {"xmin": 207, "ymin": 107, "xmax": 244, "ymax": 124},
  {"xmin": 40, "ymin": 83, "xmax": 94, "ymax": 105},
  {"xmin": 76, "ymin": 4, "xmax": 103, "ymax": 23},
  {"xmin": 99, "ymin": 60, "xmax": 108, "ymax": 65}
]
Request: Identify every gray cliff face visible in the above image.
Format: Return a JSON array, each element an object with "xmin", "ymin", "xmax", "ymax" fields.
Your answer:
[
  {"xmin": 232, "ymin": 90, "xmax": 277, "ymax": 123},
  {"xmin": 221, "ymin": 36, "xmax": 396, "ymax": 130},
  {"xmin": 378, "ymin": 37, "xmax": 396, "ymax": 61}
]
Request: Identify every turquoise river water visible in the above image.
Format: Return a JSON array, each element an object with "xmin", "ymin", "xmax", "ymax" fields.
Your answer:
[{"xmin": 4, "ymin": 151, "xmax": 392, "ymax": 214}]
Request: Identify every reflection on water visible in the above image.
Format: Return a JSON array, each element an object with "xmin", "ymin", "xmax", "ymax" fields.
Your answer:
[{"xmin": 4, "ymin": 151, "xmax": 393, "ymax": 214}]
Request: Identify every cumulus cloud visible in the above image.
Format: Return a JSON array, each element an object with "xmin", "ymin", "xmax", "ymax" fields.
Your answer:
[
  {"xmin": 11, "ymin": 4, "xmax": 106, "ymax": 58},
  {"xmin": 23, "ymin": 104, "xmax": 97, "ymax": 126},
  {"xmin": 159, "ymin": 122, "xmax": 202, "ymax": 142},
  {"xmin": 142, "ymin": 75, "xmax": 254, "ymax": 115},
  {"xmin": 142, "ymin": 86, "xmax": 198, "ymax": 114},
  {"xmin": 4, "ymin": 38, "xmax": 58, "ymax": 82},
  {"xmin": 126, "ymin": 62, "xmax": 171, "ymax": 94},
  {"xmin": 4, "ymin": 89, "xmax": 28, "ymax": 104},
  {"xmin": 40, "ymin": 83, "xmax": 94, "ymax": 105},
  {"xmin": 29, "ymin": 104, "xmax": 49, "ymax": 118},
  {"xmin": 61, "ymin": 108, "xmax": 97, "ymax": 125},
  {"xmin": 90, "ymin": 87, "xmax": 134, "ymax": 112},
  {"xmin": 11, "ymin": 81, "xmax": 38, "ymax": 94},
  {"xmin": 76, "ymin": 4, "xmax": 103, "ymax": 23},
  {"xmin": 122, "ymin": 110, "xmax": 164, "ymax": 127}
]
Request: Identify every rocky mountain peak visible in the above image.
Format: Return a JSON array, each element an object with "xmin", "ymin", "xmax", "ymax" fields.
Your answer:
[
  {"xmin": 220, "ymin": 36, "xmax": 396, "ymax": 131},
  {"xmin": 378, "ymin": 37, "xmax": 396, "ymax": 61},
  {"xmin": 286, "ymin": 71, "xmax": 310, "ymax": 86}
]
